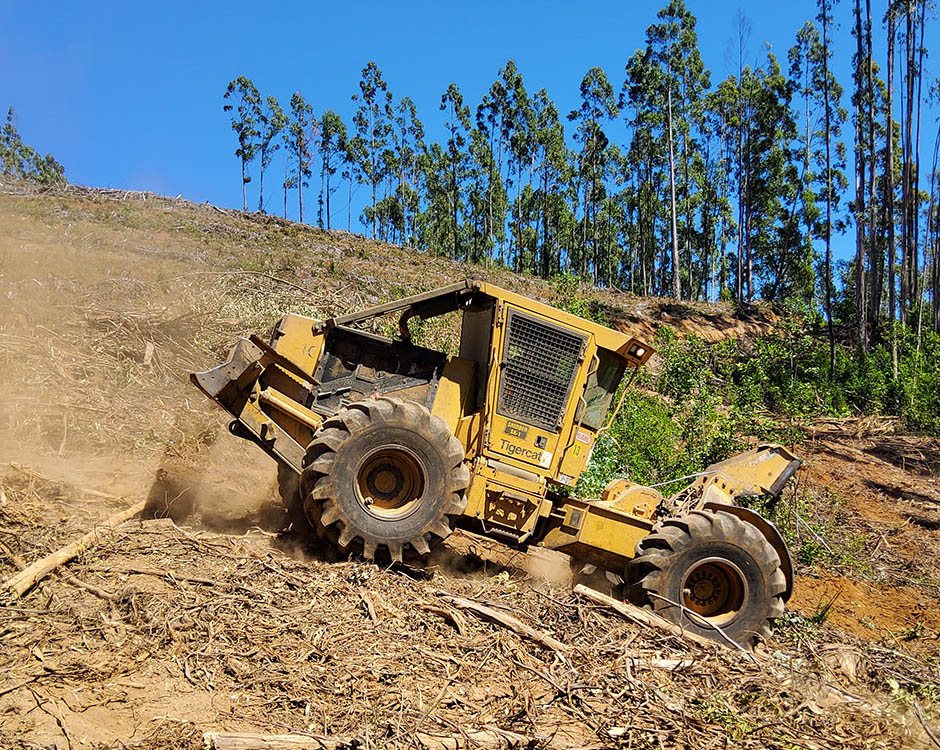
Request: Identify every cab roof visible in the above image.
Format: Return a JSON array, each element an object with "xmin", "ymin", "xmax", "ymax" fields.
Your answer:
[{"xmin": 314, "ymin": 277, "xmax": 654, "ymax": 367}]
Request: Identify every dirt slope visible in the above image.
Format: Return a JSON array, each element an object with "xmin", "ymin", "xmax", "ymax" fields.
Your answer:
[{"xmin": 1, "ymin": 180, "xmax": 939, "ymax": 748}]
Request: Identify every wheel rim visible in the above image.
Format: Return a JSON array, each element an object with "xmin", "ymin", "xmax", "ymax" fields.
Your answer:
[
  {"xmin": 355, "ymin": 446, "xmax": 426, "ymax": 520},
  {"xmin": 680, "ymin": 557, "xmax": 747, "ymax": 628}
]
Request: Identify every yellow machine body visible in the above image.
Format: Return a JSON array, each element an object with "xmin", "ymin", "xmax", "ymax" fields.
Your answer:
[{"xmin": 192, "ymin": 278, "xmax": 799, "ymax": 595}]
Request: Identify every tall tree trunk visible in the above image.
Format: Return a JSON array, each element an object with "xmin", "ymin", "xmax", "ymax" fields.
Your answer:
[
  {"xmin": 928, "ymin": 122, "xmax": 939, "ymax": 332},
  {"xmin": 297, "ymin": 150, "xmax": 304, "ymax": 224},
  {"xmin": 580, "ymin": 165, "xmax": 588, "ymax": 276},
  {"xmin": 325, "ymin": 157, "xmax": 332, "ymax": 231},
  {"xmin": 370, "ymin": 108, "xmax": 377, "ymax": 240},
  {"xmin": 541, "ymin": 167, "xmax": 550, "ymax": 278},
  {"xmin": 452, "ymin": 152, "xmax": 459, "ymax": 259},
  {"xmin": 258, "ymin": 153, "xmax": 265, "ymax": 214},
  {"xmin": 887, "ymin": 10, "xmax": 898, "ymax": 377},
  {"xmin": 666, "ymin": 79, "xmax": 681, "ymax": 299},
  {"xmin": 517, "ymin": 165, "xmax": 525, "ymax": 274},
  {"xmin": 901, "ymin": 6, "xmax": 914, "ymax": 320},
  {"xmin": 854, "ymin": 0, "xmax": 868, "ymax": 350},
  {"xmin": 932, "ymin": 122, "xmax": 940, "ymax": 331},
  {"xmin": 683, "ymin": 131, "xmax": 694, "ymax": 299},
  {"xmin": 497, "ymin": 133, "xmax": 505, "ymax": 264},
  {"xmin": 318, "ymin": 159, "xmax": 325, "ymax": 228},
  {"xmin": 866, "ymin": 0, "xmax": 880, "ymax": 337},
  {"xmin": 241, "ymin": 158, "xmax": 248, "ymax": 212},
  {"xmin": 736, "ymin": 109, "xmax": 745, "ymax": 302},
  {"xmin": 822, "ymin": 0, "xmax": 835, "ymax": 379},
  {"xmin": 590, "ymin": 143, "xmax": 598, "ymax": 283},
  {"xmin": 913, "ymin": 0, "xmax": 926, "ymax": 311}
]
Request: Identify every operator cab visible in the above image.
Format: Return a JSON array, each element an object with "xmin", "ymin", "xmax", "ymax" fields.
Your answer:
[{"xmin": 276, "ymin": 278, "xmax": 652, "ymax": 490}]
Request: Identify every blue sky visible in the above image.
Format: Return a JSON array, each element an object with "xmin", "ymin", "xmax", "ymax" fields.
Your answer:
[{"xmin": 3, "ymin": 0, "xmax": 937, "ymax": 266}]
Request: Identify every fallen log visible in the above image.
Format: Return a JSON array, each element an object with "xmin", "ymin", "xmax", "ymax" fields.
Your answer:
[
  {"xmin": 204, "ymin": 733, "xmax": 359, "ymax": 749},
  {"xmin": 417, "ymin": 728, "xmax": 531, "ymax": 749},
  {"xmin": 573, "ymin": 584, "xmax": 715, "ymax": 649},
  {"xmin": 439, "ymin": 594, "xmax": 567, "ymax": 653},
  {"xmin": 203, "ymin": 730, "xmax": 532, "ymax": 750},
  {"xmin": 2, "ymin": 499, "xmax": 146, "ymax": 597}
]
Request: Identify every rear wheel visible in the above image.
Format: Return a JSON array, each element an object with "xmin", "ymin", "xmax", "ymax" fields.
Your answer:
[
  {"xmin": 627, "ymin": 509, "xmax": 786, "ymax": 648},
  {"xmin": 300, "ymin": 397, "xmax": 469, "ymax": 562}
]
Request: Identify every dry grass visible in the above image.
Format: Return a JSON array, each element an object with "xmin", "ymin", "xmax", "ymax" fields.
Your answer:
[{"xmin": 0, "ymin": 466, "xmax": 926, "ymax": 749}]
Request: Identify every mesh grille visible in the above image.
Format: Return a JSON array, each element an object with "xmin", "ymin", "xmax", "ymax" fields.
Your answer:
[{"xmin": 497, "ymin": 312, "xmax": 585, "ymax": 430}]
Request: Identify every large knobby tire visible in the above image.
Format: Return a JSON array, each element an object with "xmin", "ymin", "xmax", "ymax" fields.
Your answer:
[
  {"xmin": 627, "ymin": 509, "xmax": 786, "ymax": 649},
  {"xmin": 299, "ymin": 397, "xmax": 469, "ymax": 562}
]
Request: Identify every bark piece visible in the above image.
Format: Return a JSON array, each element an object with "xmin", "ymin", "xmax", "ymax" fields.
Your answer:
[
  {"xmin": 440, "ymin": 594, "xmax": 567, "ymax": 653},
  {"xmin": 2, "ymin": 499, "xmax": 146, "ymax": 597},
  {"xmin": 573, "ymin": 583, "xmax": 715, "ymax": 649},
  {"xmin": 204, "ymin": 733, "xmax": 359, "ymax": 749}
]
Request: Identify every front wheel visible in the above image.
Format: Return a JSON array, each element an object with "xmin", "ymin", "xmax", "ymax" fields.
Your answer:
[
  {"xmin": 299, "ymin": 397, "xmax": 470, "ymax": 562},
  {"xmin": 626, "ymin": 509, "xmax": 786, "ymax": 648}
]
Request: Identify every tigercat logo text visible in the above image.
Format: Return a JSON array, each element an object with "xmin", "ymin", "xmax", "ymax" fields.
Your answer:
[{"xmin": 499, "ymin": 439, "xmax": 541, "ymax": 461}]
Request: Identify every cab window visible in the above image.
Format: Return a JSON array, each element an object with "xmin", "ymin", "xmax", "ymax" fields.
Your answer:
[{"xmin": 581, "ymin": 349, "xmax": 626, "ymax": 430}]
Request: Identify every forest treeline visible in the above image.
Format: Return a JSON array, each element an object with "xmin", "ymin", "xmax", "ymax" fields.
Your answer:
[
  {"xmin": 223, "ymin": 0, "xmax": 939, "ymax": 357},
  {"xmin": 0, "ymin": 106, "xmax": 65, "ymax": 186}
]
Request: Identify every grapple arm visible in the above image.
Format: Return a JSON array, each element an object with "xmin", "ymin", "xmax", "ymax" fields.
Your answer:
[
  {"xmin": 669, "ymin": 444, "xmax": 801, "ymax": 508},
  {"xmin": 191, "ymin": 336, "xmax": 324, "ymax": 472}
]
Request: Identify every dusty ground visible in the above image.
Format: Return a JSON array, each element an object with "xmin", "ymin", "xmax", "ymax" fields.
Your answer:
[{"xmin": 1, "ymin": 181, "xmax": 939, "ymax": 748}]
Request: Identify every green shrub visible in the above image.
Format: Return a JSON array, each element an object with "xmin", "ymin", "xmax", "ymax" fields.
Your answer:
[{"xmin": 577, "ymin": 305, "xmax": 940, "ymax": 499}]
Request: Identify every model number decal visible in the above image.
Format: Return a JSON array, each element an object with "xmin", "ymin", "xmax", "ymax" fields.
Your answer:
[{"xmin": 503, "ymin": 420, "xmax": 529, "ymax": 439}]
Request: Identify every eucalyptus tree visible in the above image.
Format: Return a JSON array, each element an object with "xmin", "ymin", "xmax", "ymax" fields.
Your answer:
[
  {"xmin": 747, "ymin": 54, "xmax": 805, "ymax": 303},
  {"xmin": 476, "ymin": 82, "xmax": 507, "ymax": 260},
  {"xmin": 623, "ymin": 49, "xmax": 665, "ymax": 295},
  {"xmin": 352, "ymin": 62, "xmax": 393, "ymax": 239},
  {"xmin": 343, "ymin": 134, "xmax": 367, "ymax": 232},
  {"xmin": 645, "ymin": 0, "xmax": 710, "ymax": 298},
  {"xmin": 569, "ymin": 66, "xmax": 619, "ymax": 282},
  {"xmin": 864, "ymin": 0, "xmax": 882, "ymax": 336},
  {"xmin": 498, "ymin": 61, "xmax": 534, "ymax": 268},
  {"xmin": 440, "ymin": 83, "xmax": 472, "ymax": 259},
  {"xmin": 0, "ymin": 107, "xmax": 65, "ymax": 186},
  {"xmin": 286, "ymin": 92, "xmax": 315, "ymax": 223},
  {"xmin": 223, "ymin": 76, "xmax": 261, "ymax": 211},
  {"xmin": 788, "ymin": 22, "xmax": 825, "ymax": 304},
  {"xmin": 645, "ymin": 3, "xmax": 681, "ymax": 297},
  {"xmin": 257, "ymin": 96, "xmax": 285, "ymax": 213},
  {"xmin": 817, "ymin": 0, "xmax": 847, "ymax": 377},
  {"xmin": 886, "ymin": 6, "xmax": 899, "ymax": 375},
  {"xmin": 388, "ymin": 96, "xmax": 425, "ymax": 244},
  {"xmin": 466, "ymin": 126, "xmax": 496, "ymax": 262},
  {"xmin": 317, "ymin": 110, "xmax": 347, "ymax": 230},
  {"xmin": 852, "ymin": 0, "xmax": 869, "ymax": 348},
  {"xmin": 1, "ymin": 106, "xmax": 27, "ymax": 177},
  {"xmin": 531, "ymin": 88, "xmax": 570, "ymax": 278}
]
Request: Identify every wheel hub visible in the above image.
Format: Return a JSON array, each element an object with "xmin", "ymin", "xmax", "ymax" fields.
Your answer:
[
  {"xmin": 356, "ymin": 446, "xmax": 425, "ymax": 520},
  {"xmin": 681, "ymin": 558, "xmax": 747, "ymax": 627}
]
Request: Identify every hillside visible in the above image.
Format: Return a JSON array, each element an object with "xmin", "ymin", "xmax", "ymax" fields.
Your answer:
[{"xmin": 1, "ymin": 179, "xmax": 939, "ymax": 749}]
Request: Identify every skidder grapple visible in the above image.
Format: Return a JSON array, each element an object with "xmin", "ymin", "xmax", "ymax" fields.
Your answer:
[{"xmin": 192, "ymin": 278, "xmax": 800, "ymax": 646}]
